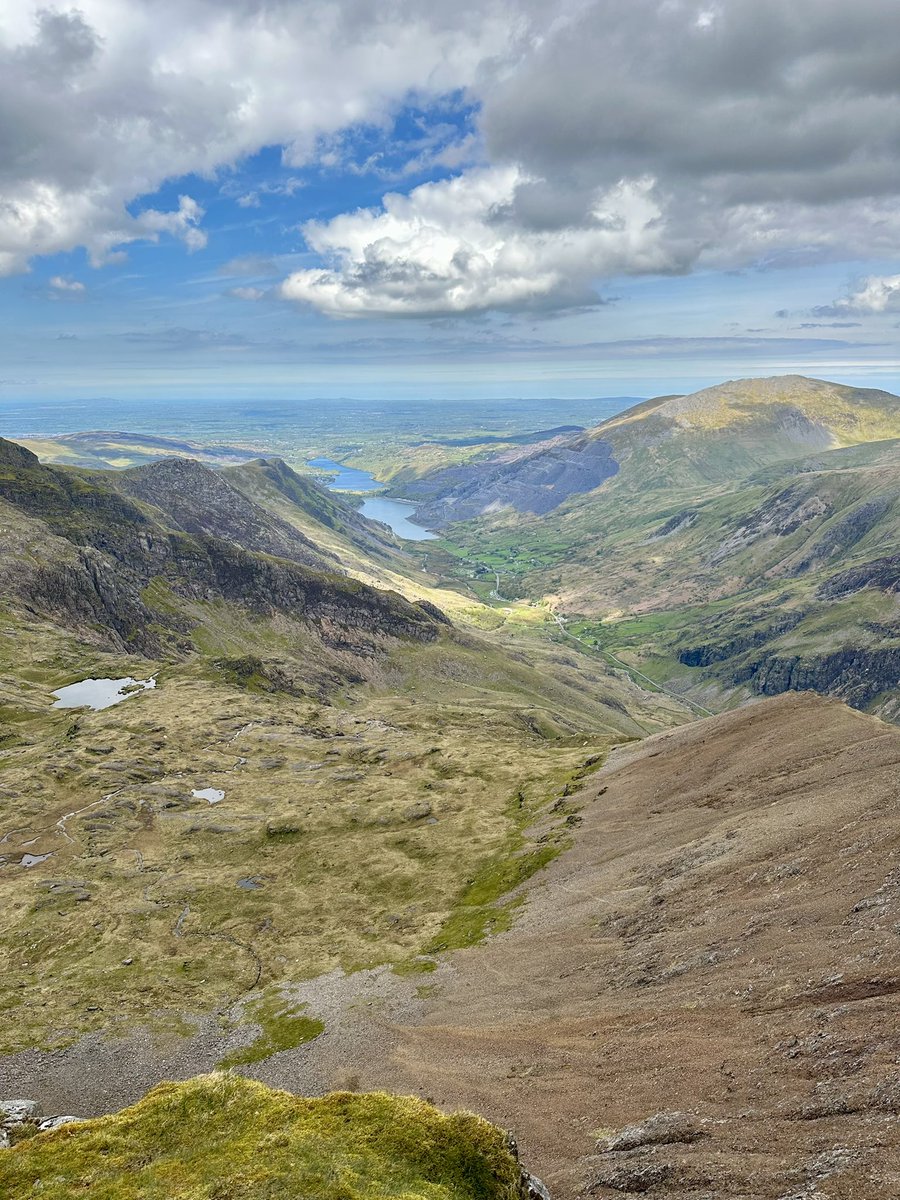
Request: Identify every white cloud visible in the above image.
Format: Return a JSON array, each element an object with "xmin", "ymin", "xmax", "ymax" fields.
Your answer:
[
  {"xmin": 279, "ymin": 168, "xmax": 676, "ymax": 316},
  {"xmin": 0, "ymin": 0, "xmax": 539, "ymax": 276},
  {"xmin": 49, "ymin": 275, "xmax": 85, "ymax": 292},
  {"xmin": 136, "ymin": 195, "xmax": 207, "ymax": 253},
  {"xmin": 5, "ymin": 0, "xmax": 900, "ymax": 319},
  {"xmin": 831, "ymin": 274, "xmax": 900, "ymax": 314},
  {"xmin": 228, "ymin": 285, "xmax": 265, "ymax": 301}
]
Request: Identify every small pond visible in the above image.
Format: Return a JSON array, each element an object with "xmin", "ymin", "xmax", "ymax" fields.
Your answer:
[
  {"xmin": 52, "ymin": 677, "xmax": 157, "ymax": 711},
  {"xmin": 192, "ymin": 788, "xmax": 225, "ymax": 804},
  {"xmin": 21, "ymin": 852, "xmax": 54, "ymax": 868}
]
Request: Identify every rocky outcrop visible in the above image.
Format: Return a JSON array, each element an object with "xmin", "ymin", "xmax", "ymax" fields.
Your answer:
[
  {"xmin": 0, "ymin": 1099, "xmax": 82, "ymax": 1148},
  {"xmin": 736, "ymin": 645, "xmax": 900, "ymax": 709},
  {"xmin": 678, "ymin": 613, "xmax": 803, "ymax": 667},
  {"xmin": 115, "ymin": 457, "xmax": 331, "ymax": 571},
  {"xmin": 819, "ymin": 554, "xmax": 900, "ymax": 598},
  {"xmin": 597, "ymin": 1112, "xmax": 707, "ymax": 1152},
  {"xmin": 644, "ymin": 510, "xmax": 697, "ymax": 541},
  {"xmin": 791, "ymin": 497, "xmax": 892, "ymax": 574}
]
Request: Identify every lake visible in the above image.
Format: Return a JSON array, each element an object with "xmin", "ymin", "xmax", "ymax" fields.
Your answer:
[
  {"xmin": 308, "ymin": 457, "xmax": 436, "ymax": 541},
  {"xmin": 306, "ymin": 457, "xmax": 382, "ymax": 492},
  {"xmin": 359, "ymin": 497, "xmax": 437, "ymax": 542}
]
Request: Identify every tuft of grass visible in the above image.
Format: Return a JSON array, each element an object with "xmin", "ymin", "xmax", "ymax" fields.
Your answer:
[
  {"xmin": 391, "ymin": 957, "xmax": 439, "ymax": 977},
  {"xmin": 0, "ymin": 1074, "xmax": 525, "ymax": 1200},
  {"xmin": 218, "ymin": 991, "xmax": 325, "ymax": 1067}
]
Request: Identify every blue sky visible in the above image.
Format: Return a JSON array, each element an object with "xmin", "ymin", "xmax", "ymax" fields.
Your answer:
[{"xmin": 3, "ymin": 1, "xmax": 900, "ymax": 404}]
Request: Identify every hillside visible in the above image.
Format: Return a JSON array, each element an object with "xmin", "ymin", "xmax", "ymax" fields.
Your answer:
[
  {"xmin": 371, "ymin": 693, "xmax": 900, "ymax": 1199},
  {"xmin": 6, "ymin": 694, "xmax": 896, "ymax": 1199},
  {"xmin": 423, "ymin": 377, "xmax": 900, "ymax": 718},
  {"xmin": 411, "ymin": 376, "xmax": 899, "ymax": 526}
]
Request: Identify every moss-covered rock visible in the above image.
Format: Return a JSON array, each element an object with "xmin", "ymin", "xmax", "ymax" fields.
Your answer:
[{"xmin": 0, "ymin": 1074, "xmax": 529, "ymax": 1200}]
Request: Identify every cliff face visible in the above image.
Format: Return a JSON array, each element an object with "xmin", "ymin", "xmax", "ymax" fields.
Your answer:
[{"xmin": 0, "ymin": 439, "xmax": 444, "ymax": 660}]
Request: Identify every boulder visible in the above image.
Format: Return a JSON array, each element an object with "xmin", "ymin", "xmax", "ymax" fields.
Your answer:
[
  {"xmin": 0, "ymin": 1100, "xmax": 42, "ymax": 1126},
  {"xmin": 38, "ymin": 1116, "xmax": 83, "ymax": 1132},
  {"xmin": 598, "ymin": 1111, "xmax": 705, "ymax": 1152}
]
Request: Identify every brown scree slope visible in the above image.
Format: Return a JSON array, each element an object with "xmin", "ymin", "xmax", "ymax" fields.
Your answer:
[{"xmin": 376, "ymin": 692, "xmax": 900, "ymax": 1199}]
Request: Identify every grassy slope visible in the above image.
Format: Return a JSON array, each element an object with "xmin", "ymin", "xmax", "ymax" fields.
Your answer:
[{"xmin": 0, "ymin": 1074, "xmax": 525, "ymax": 1200}]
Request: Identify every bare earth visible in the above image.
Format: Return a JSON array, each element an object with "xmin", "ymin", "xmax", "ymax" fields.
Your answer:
[{"xmin": 3, "ymin": 692, "xmax": 899, "ymax": 1198}]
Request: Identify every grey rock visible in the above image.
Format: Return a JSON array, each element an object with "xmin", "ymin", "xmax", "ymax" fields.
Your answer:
[
  {"xmin": 38, "ymin": 1116, "xmax": 83, "ymax": 1132},
  {"xmin": 589, "ymin": 1162, "xmax": 672, "ymax": 1192},
  {"xmin": 599, "ymin": 1111, "xmax": 705, "ymax": 1152},
  {"xmin": 521, "ymin": 1169, "xmax": 551, "ymax": 1199},
  {"xmin": 404, "ymin": 801, "xmax": 433, "ymax": 821},
  {"xmin": 0, "ymin": 1099, "xmax": 42, "ymax": 1126}
]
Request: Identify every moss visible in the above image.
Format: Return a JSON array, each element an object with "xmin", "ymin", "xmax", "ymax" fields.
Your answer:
[
  {"xmin": 217, "ymin": 991, "xmax": 325, "ymax": 1067},
  {"xmin": 0, "ymin": 1074, "xmax": 525, "ymax": 1200},
  {"xmin": 392, "ymin": 957, "xmax": 439, "ymax": 977},
  {"xmin": 426, "ymin": 782, "xmax": 578, "ymax": 953}
]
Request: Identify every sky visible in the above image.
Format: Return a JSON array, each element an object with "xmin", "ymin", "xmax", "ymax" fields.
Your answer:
[{"xmin": 3, "ymin": 0, "xmax": 900, "ymax": 402}]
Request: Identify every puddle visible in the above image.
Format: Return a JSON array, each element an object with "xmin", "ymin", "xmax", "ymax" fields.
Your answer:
[
  {"xmin": 192, "ymin": 788, "xmax": 225, "ymax": 805},
  {"xmin": 52, "ymin": 676, "xmax": 156, "ymax": 711},
  {"xmin": 237, "ymin": 876, "xmax": 263, "ymax": 890},
  {"xmin": 21, "ymin": 853, "xmax": 54, "ymax": 868}
]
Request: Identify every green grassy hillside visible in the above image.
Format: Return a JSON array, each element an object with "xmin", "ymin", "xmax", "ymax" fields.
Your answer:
[{"xmin": 0, "ymin": 1075, "xmax": 526, "ymax": 1200}]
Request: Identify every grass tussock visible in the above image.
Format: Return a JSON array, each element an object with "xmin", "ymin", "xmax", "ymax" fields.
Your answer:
[{"xmin": 0, "ymin": 1074, "xmax": 525, "ymax": 1200}]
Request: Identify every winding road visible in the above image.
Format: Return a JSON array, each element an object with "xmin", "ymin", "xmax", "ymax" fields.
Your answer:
[{"xmin": 550, "ymin": 611, "xmax": 716, "ymax": 717}]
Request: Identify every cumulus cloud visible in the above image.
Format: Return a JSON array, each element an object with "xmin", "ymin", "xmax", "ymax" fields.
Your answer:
[
  {"xmin": 6, "ymin": 0, "xmax": 900, "ymax": 317},
  {"xmin": 817, "ymin": 274, "xmax": 900, "ymax": 316},
  {"xmin": 279, "ymin": 168, "xmax": 677, "ymax": 316},
  {"xmin": 278, "ymin": 0, "xmax": 900, "ymax": 316},
  {"xmin": 0, "ymin": 0, "xmax": 538, "ymax": 276}
]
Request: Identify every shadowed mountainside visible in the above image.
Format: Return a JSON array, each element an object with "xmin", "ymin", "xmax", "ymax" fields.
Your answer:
[{"xmin": 0, "ymin": 437, "xmax": 443, "ymax": 668}]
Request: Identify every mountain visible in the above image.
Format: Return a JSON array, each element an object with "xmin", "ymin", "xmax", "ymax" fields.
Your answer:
[
  {"xmin": 0, "ymin": 438, "xmax": 440, "ymax": 669},
  {"xmin": 222, "ymin": 456, "xmax": 404, "ymax": 567},
  {"xmin": 397, "ymin": 436, "xmax": 619, "ymax": 522},
  {"xmin": 421, "ymin": 377, "xmax": 900, "ymax": 719},
  {"xmin": 112, "ymin": 456, "xmax": 334, "ymax": 572},
  {"xmin": 411, "ymin": 375, "xmax": 899, "ymax": 526}
]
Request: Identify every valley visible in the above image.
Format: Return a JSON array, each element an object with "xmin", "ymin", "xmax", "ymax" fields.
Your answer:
[{"xmin": 1, "ymin": 374, "xmax": 898, "ymax": 1198}]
